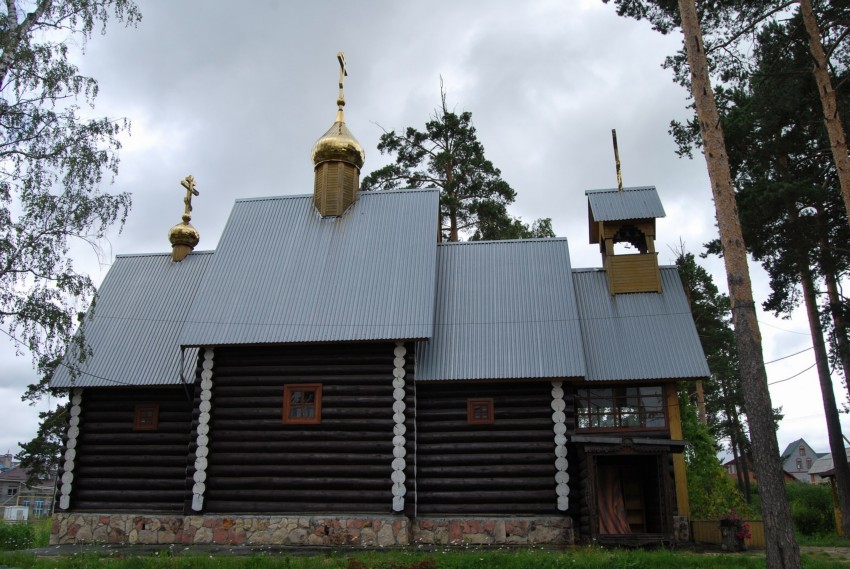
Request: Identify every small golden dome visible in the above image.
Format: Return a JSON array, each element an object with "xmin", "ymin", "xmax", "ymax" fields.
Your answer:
[
  {"xmin": 311, "ymin": 110, "xmax": 365, "ymax": 169},
  {"xmin": 168, "ymin": 216, "xmax": 200, "ymax": 249}
]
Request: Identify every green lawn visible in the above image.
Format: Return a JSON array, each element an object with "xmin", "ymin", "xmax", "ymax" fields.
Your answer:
[
  {"xmin": 2, "ymin": 519, "xmax": 849, "ymax": 569},
  {"xmin": 0, "ymin": 548, "xmax": 847, "ymax": 569}
]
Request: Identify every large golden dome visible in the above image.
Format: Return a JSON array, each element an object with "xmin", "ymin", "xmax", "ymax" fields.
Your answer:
[{"xmin": 311, "ymin": 109, "xmax": 365, "ymax": 169}]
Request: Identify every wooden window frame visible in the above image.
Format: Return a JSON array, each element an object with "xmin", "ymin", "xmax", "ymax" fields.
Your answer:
[
  {"xmin": 283, "ymin": 384, "xmax": 322, "ymax": 425},
  {"xmin": 133, "ymin": 403, "xmax": 159, "ymax": 431},
  {"xmin": 576, "ymin": 385, "xmax": 667, "ymax": 432},
  {"xmin": 467, "ymin": 397, "xmax": 495, "ymax": 425}
]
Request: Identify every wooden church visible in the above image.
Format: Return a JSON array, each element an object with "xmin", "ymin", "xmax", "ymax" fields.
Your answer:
[{"xmin": 50, "ymin": 57, "xmax": 709, "ymax": 547}]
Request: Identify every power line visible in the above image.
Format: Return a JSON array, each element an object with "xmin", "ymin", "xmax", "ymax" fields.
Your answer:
[
  {"xmin": 768, "ymin": 363, "xmax": 817, "ymax": 386},
  {"xmin": 765, "ymin": 346, "xmax": 813, "ymax": 364},
  {"xmin": 758, "ymin": 319, "xmax": 811, "ymax": 335},
  {"xmin": 0, "ymin": 328, "xmax": 134, "ymax": 387}
]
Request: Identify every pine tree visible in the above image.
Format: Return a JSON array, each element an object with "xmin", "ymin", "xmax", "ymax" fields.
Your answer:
[{"xmin": 361, "ymin": 87, "xmax": 553, "ymax": 242}]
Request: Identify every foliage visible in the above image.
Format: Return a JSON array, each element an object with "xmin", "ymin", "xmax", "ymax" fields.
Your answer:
[
  {"xmin": 787, "ymin": 482, "xmax": 836, "ymax": 536},
  {"xmin": 0, "ymin": 518, "xmax": 50, "ymax": 550},
  {"xmin": 678, "ymin": 388, "xmax": 753, "ymax": 518},
  {"xmin": 361, "ymin": 86, "xmax": 553, "ymax": 242},
  {"xmin": 0, "ymin": 0, "xmax": 140, "ymax": 387},
  {"xmin": 16, "ymin": 403, "xmax": 67, "ymax": 486}
]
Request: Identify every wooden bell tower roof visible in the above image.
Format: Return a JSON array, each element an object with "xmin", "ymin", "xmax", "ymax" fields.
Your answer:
[{"xmin": 586, "ymin": 186, "xmax": 666, "ymax": 244}]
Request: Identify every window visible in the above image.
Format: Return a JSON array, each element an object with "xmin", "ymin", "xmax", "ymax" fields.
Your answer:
[
  {"xmin": 6, "ymin": 488, "xmax": 16, "ymax": 496},
  {"xmin": 796, "ymin": 458, "xmax": 803, "ymax": 471},
  {"xmin": 799, "ymin": 445, "xmax": 806, "ymax": 456},
  {"xmin": 283, "ymin": 384, "xmax": 322, "ymax": 424},
  {"xmin": 134, "ymin": 404, "xmax": 159, "ymax": 430},
  {"xmin": 467, "ymin": 398, "xmax": 494, "ymax": 425},
  {"xmin": 577, "ymin": 386, "xmax": 665, "ymax": 430},
  {"xmin": 33, "ymin": 499, "xmax": 44, "ymax": 517},
  {"xmin": 806, "ymin": 458, "xmax": 813, "ymax": 469}
]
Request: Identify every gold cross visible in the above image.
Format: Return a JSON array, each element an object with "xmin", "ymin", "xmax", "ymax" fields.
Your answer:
[
  {"xmin": 180, "ymin": 175, "xmax": 199, "ymax": 217},
  {"xmin": 337, "ymin": 51, "xmax": 347, "ymax": 108}
]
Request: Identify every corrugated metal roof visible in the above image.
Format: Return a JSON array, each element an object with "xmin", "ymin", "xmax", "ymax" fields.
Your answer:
[
  {"xmin": 572, "ymin": 266, "xmax": 709, "ymax": 381},
  {"xmin": 415, "ymin": 239, "xmax": 586, "ymax": 381},
  {"xmin": 51, "ymin": 251, "xmax": 213, "ymax": 388},
  {"xmin": 586, "ymin": 186, "xmax": 666, "ymax": 222},
  {"xmin": 179, "ymin": 189, "xmax": 439, "ymax": 345}
]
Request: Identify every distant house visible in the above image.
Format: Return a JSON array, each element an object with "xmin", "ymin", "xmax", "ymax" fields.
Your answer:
[
  {"xmin": 780, "ymin": 439, "xmax": 826, "ymax": 483},
  {"xmin": 723, "ymin": 456, "xmax": 798, "ymax": 484},
  {"xmin": 808, "ymin": 449, "xmax": 850, "ymax": 484},
  {"xmin": 0, "ymin": 462, "xmax": 55, "ymax": 519},
  {"xmin": 723, "ymin": 457, "xmax": 756, "ymax": 482}
]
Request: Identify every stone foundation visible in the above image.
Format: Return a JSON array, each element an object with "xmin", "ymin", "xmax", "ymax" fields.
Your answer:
[
  {"xmin": 51, "ymin": 514, "xmax": 410, "ymax": 547},
  {"xmin": 51, "ymin": 513, "xmax": 573, "ymax": 547},
  {"xmin": 412, "ymin": 516, "xmax": 572, "ymax": 546},
  {"xmin": 672, "ymin": 515, "xmax": 690, "ymax": 543}
]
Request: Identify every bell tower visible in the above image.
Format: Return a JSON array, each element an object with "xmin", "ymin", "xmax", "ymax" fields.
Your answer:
[{"xmin": 586, "ymin": 185, "xmax": 666, "ymax": 294}]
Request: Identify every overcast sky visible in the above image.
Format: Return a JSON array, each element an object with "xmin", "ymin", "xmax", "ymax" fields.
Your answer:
[{"xmin": 1, "ymin": 0, "xmax": 846, "ymax": 462}]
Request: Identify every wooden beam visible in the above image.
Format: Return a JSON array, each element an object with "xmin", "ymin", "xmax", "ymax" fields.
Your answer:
[{"xmin": 666, "ymin": 385, "xmax": 690, "ymax": 517}]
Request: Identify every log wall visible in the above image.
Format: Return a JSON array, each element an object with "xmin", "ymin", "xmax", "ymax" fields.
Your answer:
[
  {"xmin": 188, "ymin": 342, "xmax": 413, "ymax": 514},
  {"xmin": 64, "ymin": 387, "xmax": 193, "ymax": 512},
  {"xmin": 415, "ymin": 381, "xmax": 565, "ymax": 515}
]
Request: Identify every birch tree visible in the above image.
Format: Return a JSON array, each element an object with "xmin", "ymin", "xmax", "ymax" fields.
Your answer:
[{"xmin": 0, "ymin": 0, "xmax": 139, "ymax": 382}]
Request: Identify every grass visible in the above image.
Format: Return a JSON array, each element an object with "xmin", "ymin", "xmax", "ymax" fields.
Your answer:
[
  {"xmin": 0, "ymin": 518, "xmax": 51, "ymax": 550},
  {"xmin": 0, "ymin": 521, "xmax": 847, "ymax": 568},
  {"xmin": 798, "ymin": 533, "xmax": 850, "ymax": 547},
  {"xmin": 0, "ymin": 547, "xmax": 846, "ymax": 569}
]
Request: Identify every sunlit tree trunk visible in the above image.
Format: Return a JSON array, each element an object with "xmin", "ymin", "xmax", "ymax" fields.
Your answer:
[
  {"xmin": 799, "ymin": 0, "xmax": 850, "ymax": 230},
  {"xmin": 677, "ymin": 0, "xmax": 801, "ymax": 565}
]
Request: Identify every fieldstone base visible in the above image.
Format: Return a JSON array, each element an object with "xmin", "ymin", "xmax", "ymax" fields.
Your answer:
[
  {"xmin": 51, "ymin": 514, "xmax": 574, "ymax": 547},
  {"xmin": 411, "ymin": 516, "xmax": 573, "ymax": 546},
  {"xmin": 672, "ymin": 516, "xmax": 690, "ymax": 543},
  {"xmin": 51, "ymin": 513, "xmax": 410, "ymax": 547}
]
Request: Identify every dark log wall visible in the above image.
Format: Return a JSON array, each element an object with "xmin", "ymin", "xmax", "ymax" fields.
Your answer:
[
  {"xmin": 415, "ymin": 381, "xmax": 564, "ymax": 515},
  {"xmin": 189, "ymin": 342, "xmax": 413, "ymax": 514},
  {"xmin": 65, "ymin": 387, "xmax": 193, "ymax": 512}
]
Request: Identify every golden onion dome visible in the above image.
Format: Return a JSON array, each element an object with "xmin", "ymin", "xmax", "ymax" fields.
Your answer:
[
  {"xmin": 168, "ymin": 216, "xmax": 200, "ymax": 249},
  {"xmin": 311, "ymin": 109, "xmax": 365, "ymax": 169}
]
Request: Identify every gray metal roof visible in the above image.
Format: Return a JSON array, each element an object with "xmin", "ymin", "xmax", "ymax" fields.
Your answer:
[
  {"xmin": 809, "ymin": 450, "xmax": 850, "ymax": 477},
  {"xmin": 415, "ymin": 239, "xmax": 586, "ymax": 381},
  {"xmin": 50, "ymin": 251, "xmax": 213, "ymax": 388},
  {"xmin": 572, "ymin": 266, "xmax": 710, "ymax": 381},
  {"xmin": 586, "ymin": 186, "xmax": 666, "ymax": 222},
  {"xmin": 179, "ymin": 189, "xmax": 439, "ymax": 346}
]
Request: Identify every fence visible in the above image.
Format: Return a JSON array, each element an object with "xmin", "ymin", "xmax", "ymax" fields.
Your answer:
[{"xmin": 691, "ymin": 519, "xmax": 765, "ymax": 549}]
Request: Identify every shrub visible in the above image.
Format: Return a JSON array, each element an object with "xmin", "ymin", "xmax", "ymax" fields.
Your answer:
[{"xmin": 786, "ymin": 483, "xmax": 834, "ymax": 536}]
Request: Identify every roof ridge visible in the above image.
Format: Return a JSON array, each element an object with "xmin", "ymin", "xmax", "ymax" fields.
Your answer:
[
  {"xmin": 115, "ymin": 250, "xmax": 215, "ymax": 259},
  {"xmin": 585, "ymin": 185, "xmax": 657, "ymax": 194},
  {"xmin": 437, "ymin": 237, "xmax": 568, "ymax": 247}
]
